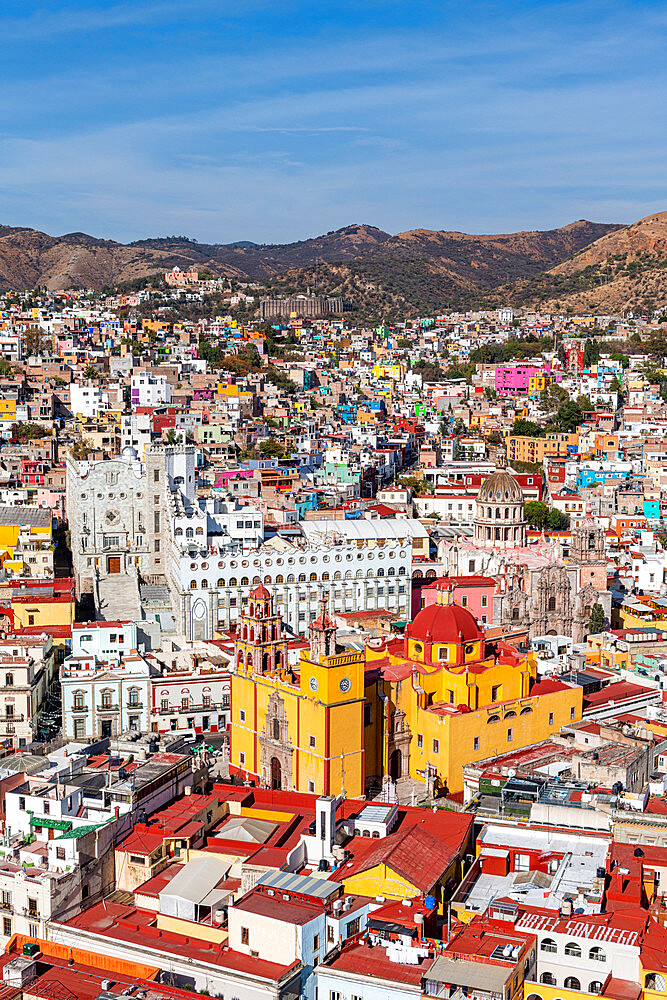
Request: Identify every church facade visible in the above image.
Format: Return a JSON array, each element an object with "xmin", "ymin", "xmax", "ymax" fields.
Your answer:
[
  {"xmin": 441, "ymin": 461, "xmax": 611, "ymax": 641},
  {"xmin": 230, "ymin": 584, "xmax": 583, "ymax": 798}
]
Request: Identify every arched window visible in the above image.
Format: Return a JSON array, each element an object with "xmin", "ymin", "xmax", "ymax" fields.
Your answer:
[
  {"xmin": 240, "ymin": 576, "xmax": 249, "ymax": 586},
  {"xmin": 195, "ymin": 527, "xmax": 204, "ymax": 536},
  {"xmin": 564, "ymin": 978, "xmax": 580, "ymax": 991},
  {"xmin": 589, "ymin": 984, "xmax": 603, "ymax": 995},
  {"xmin": 541, "ymin": 974, "xmax": 556, "ymax": 985},
  {"xmin": 201, "ymin": 579, "xmax": 208, "ymax": 589},
  {"xmin": 190, "ymin": 580, "xmax": 197, "ymax": 589},
  {"xmin": 504, "ymin": 710, "xmax": 516, "ymax": 719},
  {"xmin": 287, "ymin": 574, "xmax": 295, "ymax": 583},
  {"xmin": 229, "ymin": 576, "xmax": 237, "ymax": 586},
  {"xmin": 309, "ymin": 573, "xmax": 317, "ymax": 582},
  {"xmin": 333, "ymin": 571, "xmax": 341, "ymax": 580},
  {"xmin": 276, "ymin": 574, "xmax": 284, "ymax": 584},
  {"xmin": 217, "ymin": 578, "xmax": 224, "ymax": 586},
  {"xmin": 589, "ymin": 948, "xmax": 605, "ymax": 963},
  {"xmin": 298, "ymin": 573, "xmax": 306, "ymax": 582},
  {"xmin": 388, "ymin": 566, "xmax": 396, "ymax": 576},
  {"xmin": 548, "ymin": 596, "xmax": 557, "ymax": 612},
  {"xmin": 487, "ymin": 714, "xmax": 500, "ymax": 724},
  {"xmin": 398, "ymin": 566, "xmax": 406, "ymax": 575},
  {"xmin": 541, "ymin": 938, "xmax": 557, "ymax": 954},
  {"xmin": 564, "ymin": 942, "xmax": 581, "ymax": 958},
  {"xmin": 527, "ymin": 994, "xmax": 544, "ymax": 1000},
  {"xmin": 520, "ymin": 706, "xmax": 533, "ymax": 715},
  {"xmin": 322, "ymin": 572, "xmax": 330, "ymax": 581},
  {"xmin": 377, "ymin": 567, "xmax": 385, "ymax": 577},
  {"xmin": 186, "ymin": 527, "xmax": 194, "ymax": 539},
  {"xmin": 645, "ymin": 976, "xmax": 666, "ymax": 992}
]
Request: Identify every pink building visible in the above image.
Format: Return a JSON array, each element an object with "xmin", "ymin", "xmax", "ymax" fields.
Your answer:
[
  {"xmin": 414, "ymin": 575, "xmax": 495, "ymax": 625},
  {"xmin": 494, "ymin": 361, "xmax": 555, "ymax": 396}
]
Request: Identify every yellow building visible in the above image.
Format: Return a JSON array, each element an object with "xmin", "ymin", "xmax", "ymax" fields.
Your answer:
[
  {"xmin": 231, "ymin": 584, "xmax": 581, "ymax": 799},
  {"xmin": 230, "ymin": 586, "xmax": 366, "ymax": 797},
  {"xmin": 365, "ymin": 586, "xmax": 582, "ymax": 794},
  {"xmin": 0, "ymin": 507, "xmax": 53, "ymax": 578}
]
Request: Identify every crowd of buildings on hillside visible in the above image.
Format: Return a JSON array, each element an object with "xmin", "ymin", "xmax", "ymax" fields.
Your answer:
[{"xmin": 0, "ymin": 282, "xmax": 666, "ymax": 995}]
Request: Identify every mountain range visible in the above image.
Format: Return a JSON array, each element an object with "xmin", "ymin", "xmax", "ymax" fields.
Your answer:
[{"xmin": 1, "ymin": 213, "xmax": 665, "ymax": 316}]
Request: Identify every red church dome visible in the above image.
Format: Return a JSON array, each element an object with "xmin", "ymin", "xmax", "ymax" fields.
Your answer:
[
  {"xmin": 408, "ymin": 600, "xmax": 482, "ymax": 645},
  {"xmin": 249, "ymin": 583, "xmax": 271, "ymax": 600}
]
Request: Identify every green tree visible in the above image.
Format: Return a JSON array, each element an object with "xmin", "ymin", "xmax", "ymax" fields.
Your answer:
[
  {"xmin": 83, "ymin": 364, "xmax": 100, "ymax": 379},
  {"xmin": 583, "ymin": 338, "xmax": 600, "ymax": 368},
  {"xmin": 588, "ymin": 602, "xmax": 606, "ymax": 635},
  {"xmin": 164, "ymin": 429, "xmax": 183, "ymax": 445},
  {"xmin": 512, "ymin": 418, "xmax": 544, "ymax": 438},
  {"xmin": 525, "ymin": 500, "xmax": 549, "ymax": 529},
  {"xmin": 259, "ymin": 438, "xmax": 285, "ymax": 458},
  {"xmin": 547, "ymin": 509, "xmax": 570, "ymax": 530},
  {"xmin": 556, "ymin": 399, "xmax": 583, "ymax": 432},
  {"xmin": 610, "ymin": 352, "xmax": 630, "ymax": 369}
]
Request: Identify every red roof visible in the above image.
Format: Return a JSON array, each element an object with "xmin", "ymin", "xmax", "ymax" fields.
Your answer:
[{"xmin": 407, "ymin": 600, "xmax": 482, "ymax": 645}]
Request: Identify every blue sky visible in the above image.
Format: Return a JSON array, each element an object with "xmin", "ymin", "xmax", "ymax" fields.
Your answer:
[{"xmin": 0, "ymin": 0, "xmax": 665, "ymax": 243}]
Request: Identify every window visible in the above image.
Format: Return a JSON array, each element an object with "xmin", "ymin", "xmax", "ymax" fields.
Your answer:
[
  {"xmin": 540, "ymin": 973, "xmax": 556, "ymax": 985},
  {"xmin": 313, "ymin": 933, "xmax": 319, "ymax": 951},
  {"xmin": 241, "ymin": 926, "xmax": 249, "ymax": 945},
  {"xmin": 564, "ymin": 942, "xmax": 581, "ymax": 958},
  {"xmin": 56, "ymin": 846, "xmax": 66, "ymax": 860},
  {"xmin": 481, "ymin": 595, "xmax": 488, "ymax": 607},
  {"xmin": 589, "ymin": 983, "xmax": 603, "ymax": 994},
  {"xmin": 514, "ymin": 853, "xmax": 530, "ymax": 871},
  {"xmin": 239, "ymin": 709, "xmax": 246, "ymax": 723},
  {"xmin": 507, "ymin": 727, "xmax": 513, "ymax": 742},
  {"xmin": 28, "ymin": 923, "xmax": 38, "ymax": 938},
  {"xmin": 473, "ymin": 736, "xmax": 480, "ymax": 751},
  {"xmin": 432, "ymin": 738, "xmax": 439, "ymax": 754},
  {"xmin": 330, "ymin": 992, "xmax": 342, "ymax": 1000},
  {"xmin": 549, "ymin": 712, "xmax": 554, "ymax": 725},
  {"xmin": 564, "ymin": 978, "xmax": 581, "ymax": 991},
  {"xmin": 153, "ymin": 469, "xmax": 160, "ymax": 482},
  {"xmin": 541, "ymin": 938, "xmax": 557, "ymax": 954},
  {"xmin": 346, "ymin": 916, "xmax": 360, "ymax": 936},
  {"xmin": 548, "ymin": 596, "xmax": 557, "ymax": 612},
  {"xmin": 27, "ymin": 897, "xmax": 38, "ymax": 918},
  {"xmin": 239, "ymin": 752, "xmax": 246, "ymax": 766},
  {"xmin": 589, "ymin": 947, "xmax": 606, "ymax": 962},
  {"xmin": 570, "ymin": 706, "xmax": 576, "ymax": 720},
  {"xmin": 2, "ymin": 917, "xmax": 10, "ymax": 936},
  {"xmin": 417, "ymin": 734, "xmax": 423, "ymax": 749},
  {"xmin": 328, "ymin": 924, "xmax": 335, "ymax": 943},
  {"xmin": 491, "ymin": 685, "xmax": 500, "ymax": 701},
  {"xmin": 309, "ymin": 735, "xmax": 316, "ymax": 749}
]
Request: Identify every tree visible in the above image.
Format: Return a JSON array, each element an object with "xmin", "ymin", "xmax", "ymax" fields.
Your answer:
[
  {"xmin": 397, "ymin": 337, "xmax": 411, "ymax": 349},
  {"xmin": 24, "ymin": 326, "xmax": 48, "ymax": 356},
  {"xmin": 583, "ymin": 338, "xmax": 600, "ymax": 369},
  {"xmin": 556, "ymin": 399, "xmax": 583, "ymax": 432},
  {"xmin": 259, "ymin": 438, "xmax": 285, "ymax": 458},
  {"xmin": 610, "ymin": 352, "xmax": 630, "ymax": 369},
  {"xmin": 539, "ymin": 381, "xmax": 568, "ymax": 415},
  {"xmin": 525, "ymin": 501, "xmax": 549, "ymax": 529},
  {"xmin": 83, "ymin": 365, "xmax": 100, "ymax": 379},
  {"xmin": 547, "ymin": 509, "xmax": 570, "ymax": 530},
  {"xmin": 588, "ymin": 602, "xmax": 606, "ymax": 635},
  {"xmin": 164, "ymin": 429, "xmax": 183, "ymax": 445},
  {"xmin": 512, "ymin": 418, "xmax": 544, "ymax": 438}
]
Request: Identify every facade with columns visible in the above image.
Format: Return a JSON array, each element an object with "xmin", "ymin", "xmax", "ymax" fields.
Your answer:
[{"xmin": 170, "ymin": 518, "xmax": 423, "ymax": 641}]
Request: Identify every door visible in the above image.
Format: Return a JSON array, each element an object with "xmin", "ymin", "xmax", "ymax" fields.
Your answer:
[
  {"xmin": 270, "ymin": 756, "xmax": 282, "ymax": 790},
  {"xmin": 389, "ymin": 748, "xmax": 402, "ymax": 781},
  {"xmin": 101, "ymin": 720, "xmax": 112, "ymax": 738},
  {"xmin": 107, "ymin": 556, "xmax": 121, "ymax": 574}
]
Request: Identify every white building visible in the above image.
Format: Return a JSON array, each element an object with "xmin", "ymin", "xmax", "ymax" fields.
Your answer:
[
  {"xmin": 170, "ymin": 517, "xmax": 425, "ymax": 640},
  {"xmin": 61, "ymin": 641, "xmax": 154, "ymax": 740},
  {"xmin": 130, "ymin": 373, "xmax": 172, "ymax": 407},
  {"xmin": 69, "ymin": 382, "xmax": 109, "ymax": 418}
]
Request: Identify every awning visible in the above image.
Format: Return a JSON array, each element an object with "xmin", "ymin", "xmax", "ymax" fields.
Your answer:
[
  {"xmin": 426, "ymin": 956, "xmax": 510, "ymax": 993},
  {"xmin": 29, "ymin": 817, "xmax": 72, "ymax": 831}
]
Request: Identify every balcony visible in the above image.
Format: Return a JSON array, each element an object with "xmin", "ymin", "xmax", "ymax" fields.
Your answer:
[
  {"xmin": 126, "ymin": 702, "xmax": 143, "ymax": 710},
  {"xmin": 72, "ymin": 705, "xmax": 89, "ymax": 713},
  {"xmin": 97, "ymin": 704, "xmax": 119, "ymax": 713}
]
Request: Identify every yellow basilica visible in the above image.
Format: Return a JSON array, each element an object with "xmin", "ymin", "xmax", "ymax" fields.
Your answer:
[{"xmin": 229, "ymin": 583, "xmax": 582, "ymax": 796}]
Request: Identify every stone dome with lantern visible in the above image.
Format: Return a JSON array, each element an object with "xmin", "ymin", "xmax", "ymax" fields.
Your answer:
[{"xmin": 473, "ymin": 453, "xmax": 527, "ymax": 550}]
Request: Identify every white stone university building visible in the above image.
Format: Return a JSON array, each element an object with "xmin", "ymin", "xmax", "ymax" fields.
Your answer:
[{"xmin": 66, "ymin": 445, "xmax": 426, "ymax": 640}]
